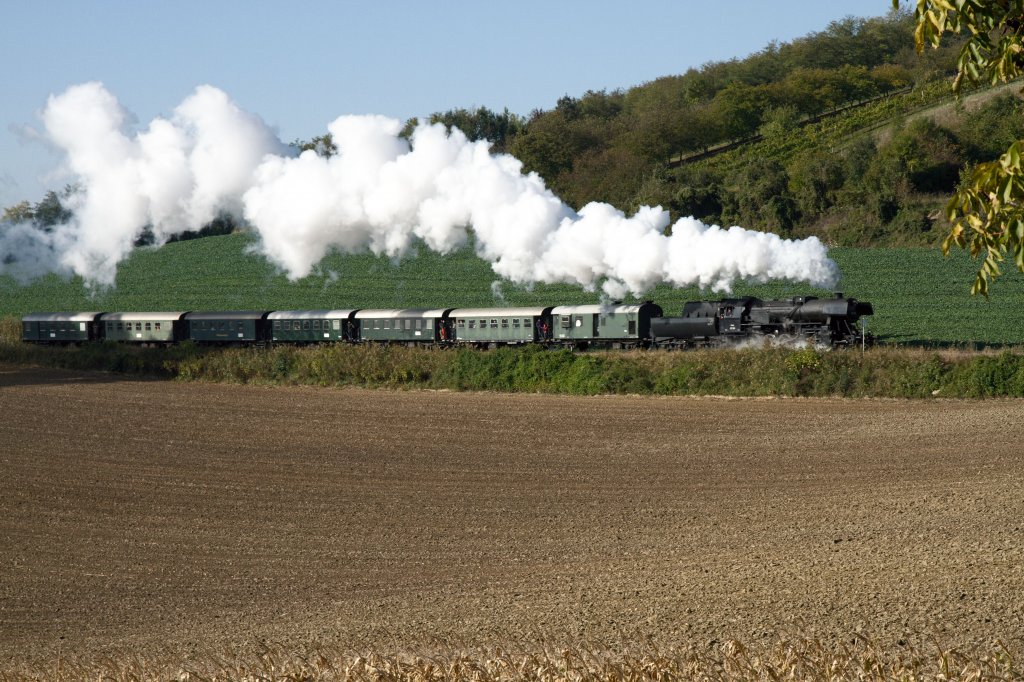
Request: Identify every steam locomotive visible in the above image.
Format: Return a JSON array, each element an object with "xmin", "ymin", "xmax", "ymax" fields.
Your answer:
[
  {"xmin": 651, "ymin": 293, "xmax": 873, "ymax": 348},
  {"xmin": 21, "ymin": 293, "xmax": 872, "ymax": 349}
]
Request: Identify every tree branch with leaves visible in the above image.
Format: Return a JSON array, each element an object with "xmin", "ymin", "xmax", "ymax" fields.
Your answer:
[{"xmin": 900, "ymin": 0, "xmax": 1024, "ymax": 294}]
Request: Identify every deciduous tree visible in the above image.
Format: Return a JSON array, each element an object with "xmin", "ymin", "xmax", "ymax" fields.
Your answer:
[{"xmin": 901, "ymin": 0, "xmax": 1024, "ymax": 293}]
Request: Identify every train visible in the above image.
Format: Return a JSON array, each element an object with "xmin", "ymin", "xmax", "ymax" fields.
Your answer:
[{"xmin": 21, "ymin": 293, "xmax": 873, "ymax": 350}]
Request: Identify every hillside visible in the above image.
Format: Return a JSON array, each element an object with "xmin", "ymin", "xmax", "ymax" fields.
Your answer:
[
  {"xmin": 2, "ymin": 232, "xmax": 1024, "ymax": 346},
  {"xmin": 426, "ymin": 12, "xmax": 1024, "ymax": 250}
]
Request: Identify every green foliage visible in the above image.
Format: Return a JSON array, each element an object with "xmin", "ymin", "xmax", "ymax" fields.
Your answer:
[
  {"xmin": 165, "ymin": 212, "xmax": 238, "ymax": 243},
  {"xmin": 955, "ymin": 93, "xmax": 1024, "ymax": 161},
  {"xmin": 720, "ymin": 158, "xmax": 798, "ymax": 235},
  {"xmin": 903, "ymin": 0, "xmax": 1024, "ymax": 93},
  {"xmin": 658, "ymin": 77, "xmax": 1020, "ymax": 247},
  {"xmin": 428, "ymin": 107, "xmax": 525, "ymax": 152},
  {"xmin": 1, "ymin": 201, "xmax": 32, "ymax": 224},
  {"xmin": 2, "ymin": 185, "xmax": 80, "ymax": 229},
  {"xmin": 900, "ymin": 0, "xmax": 1024, "ymax": 294},
  {"xmin": 291, "ymin": 133, "xmax": 337, "ymax": 157}
]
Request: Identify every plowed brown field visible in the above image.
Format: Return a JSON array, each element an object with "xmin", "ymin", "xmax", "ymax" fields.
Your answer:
[{"xmin": 2, "ymin": 364, "xmax": 1023, "ymax": 664}]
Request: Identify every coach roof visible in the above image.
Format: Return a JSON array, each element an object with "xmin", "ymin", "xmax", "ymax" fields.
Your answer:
[
  {"xmin": 550, "ymin": 304, "xmax": 651, "ymax": 315},
  {"xmin": 99, "ymin": 312, "xmax": 187, "ymax": 322},
  {"xmin": 267, "ymin": 310, "xmax": 357, "ymax": 319},
  {"xmin": 183, "ymin": 311, "xmax": 270, "ymax": 320},
  {"xmin": 354, "ymin": 308, "xmax": 450, "ymax": 319},
  {"xmin": 23, "ymin": 312, "xmax": 104, "ymax": 322},
  {"xmin": 449, "ymin": 307, "xmax": 552, "ymax": 318}
]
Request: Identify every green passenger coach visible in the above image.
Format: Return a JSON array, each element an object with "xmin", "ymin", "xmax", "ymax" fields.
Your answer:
[
  {"xmin": 184, "ymin": 311, "xmax": 271, "ymax": 343},
  {"xmin": 268, "ymin": 310, "xmax": 356, "ymax": 343},
  {"xmin": 100, "ymin": 312, "xmax": 187, "ymax": 344},
  {"xmin": 550, "ymin": 302, "xmax": 663, "ymax": 347},
  {"xmin": 450, "ymin": 307, "xmax": 554, "ymax": 345},
  {"xmin": 22, "ymin": 312, "xmax": 104, "ymax": 343},
  {"xmin": 354, "ymin": 309, "xmax": 453, "ymax": 343}
]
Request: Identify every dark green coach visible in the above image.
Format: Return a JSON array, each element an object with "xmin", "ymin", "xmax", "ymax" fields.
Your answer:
[
  {"xmin": 268, "ymin": 310, "xmax": 356, "ymax": 343},
  {"xmin": 353, "ymin": 309, "xmax": 453, "ymax": 343},
  {"xmin": 100, "ymin": 312, "xmax": 188, "ymax": 344},
  {"xmin": 184, "ymin": 311, "xmax": 271, "ymax": 343},
  {"xmin": 22, "ymin": 312, "xmax": 104, "ymax": 343}
]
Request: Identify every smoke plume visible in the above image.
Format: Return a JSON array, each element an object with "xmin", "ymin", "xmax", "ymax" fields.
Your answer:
[{"xmin": 2, "ymin": 82, "xmax": 841, "ymax": 294}]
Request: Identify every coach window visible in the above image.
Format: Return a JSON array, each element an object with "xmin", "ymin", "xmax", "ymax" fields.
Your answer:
[
  {"xmin": 415, "ymin": 319, "xmax": 422, "ymax": 330},
  {"xmin": 501, "ymin": 319, "xmax": 509, "ymax": 328},
  {"xmin": 313, "ymin": 320, "xmax": 320, "ymax": 330},
  {"xmin": 136, "ymin": 322, "xmax": 143, "ymax": 331},
  {"xmin": 301, "ymin": 320, "xmax": 309, "ymax": 330},
  {"xmin": 425, "ymin": 319, "xmax": 432, "ymax": 329},
  {"xmin": 274, "ymin": 321, "xmax": 281, "ymax": 330},
  {"xmin": 155, "ymin": 322, "xmax": 161, "ymax": 331},
  {"xmin": 145, "ymin": 322, "xmax": 152, "ymax": 331},
  {"xmin": 561, "ymin": 316, "xmax": 570, "ymax": 328},
  {"xmin": 332, "ymin": 320, "xmax": 340, "ymax": 330},
  {"xmin": 468, "ymin": 320, "xmax": 475, "ymax": 329},
  {"xmin": 382, "ymin": 320, "xmax": 390, "ymax": 330},
  {"xmin": 512, "ymin": 319, "xmax": 520, "ymax": 328},
  {"xmin": 405, "ymin": 319, "xmax": 412, "ymax": 330}
]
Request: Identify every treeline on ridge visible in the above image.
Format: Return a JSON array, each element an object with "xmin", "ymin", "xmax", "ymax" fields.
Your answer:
[{"xmin": 414, "ymin": 12, "xmax": 1023, "ymax": 248}]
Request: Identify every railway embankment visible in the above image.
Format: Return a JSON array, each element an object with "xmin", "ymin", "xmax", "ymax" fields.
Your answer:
[{"xmin": 5, "ymin": 317, "xmax": 1024, "ymax": 398}]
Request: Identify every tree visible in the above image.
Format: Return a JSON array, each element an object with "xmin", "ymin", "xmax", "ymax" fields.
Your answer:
[
  {"xmin": 2, "ymin": 201, "xmax": 32, "ymax": 224},
  {"xmin": 292, "ymin": 133, "xmax": 337, "ymax": 157},
  {"xmin": 428, "ymin": 107, "xmax": 525, "ymax": 152},
  {"xmin": 901, "ymin": 0, "xmax": 1024, "ymax": 294},
  {"xmin": 33, "ymin": 186, "xmax": 78, "ymax": 229}
]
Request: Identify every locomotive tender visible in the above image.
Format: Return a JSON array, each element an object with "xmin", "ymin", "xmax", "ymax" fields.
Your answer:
[{"xmin": 22, "ymin": 293, "xmax": 872, "ymax": 349}]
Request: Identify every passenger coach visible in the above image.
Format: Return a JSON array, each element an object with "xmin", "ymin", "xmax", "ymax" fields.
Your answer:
[
  {"xmin": 100, "ymin": 312, "xmax": 188, "ymax": 344},
  {"xmin": 353, "ymin": 309, "xmax": 453, "ymax": 343},
  {"xmin": 22, "ymin": 312, "xmax": 104, "ymax": 344},
  {"xmin": 550, "ymin": 302, "xmax": 663, "ymax": 348},
  {"xmin": 268, "ymin": 310, "xmax": 356, "ymax": 343},
  {"xmin": 450, "ymin": 307, "xmax": 554, "ymax": 345},
  {"xmin": 184, "ymin": 311, "xmax": 271, "ymax": 344}
]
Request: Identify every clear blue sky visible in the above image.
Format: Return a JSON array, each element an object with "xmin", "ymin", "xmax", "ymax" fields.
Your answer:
[{"xmin": 0, "ymin": 0, "xmax": 899, "ymax": 207}]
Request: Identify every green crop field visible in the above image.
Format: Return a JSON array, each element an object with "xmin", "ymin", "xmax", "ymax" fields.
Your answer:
[{"xmin": 1, "ymin": 232, "xmax": 1023, "ymax": 345}]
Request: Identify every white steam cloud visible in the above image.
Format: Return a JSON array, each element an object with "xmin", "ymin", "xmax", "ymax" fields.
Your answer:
[{"xmin": 1, "ymin": 82, "xmax": 840, "ymax": 295}]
